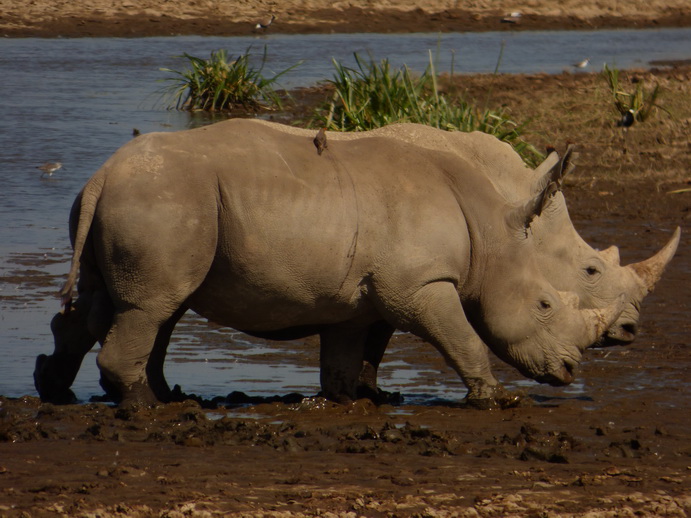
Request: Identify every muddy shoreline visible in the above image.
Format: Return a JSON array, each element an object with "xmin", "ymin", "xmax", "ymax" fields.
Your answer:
[
  {"xmin": 3, "ymin": 8, "xmax": 691, "ymax": 38},
  {"xmin": 2, "ymin": 0, "xmax": 691, "ymax": 39}
]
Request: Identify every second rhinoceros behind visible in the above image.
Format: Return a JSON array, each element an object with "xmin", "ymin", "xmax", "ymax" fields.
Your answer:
[
  {"xmin": 35, "ymin": 119, "xmax": 624, "ymax": 406},
  {"xmin": 307, "ymin": 123, "xmax": 678, "ymax": 399}
]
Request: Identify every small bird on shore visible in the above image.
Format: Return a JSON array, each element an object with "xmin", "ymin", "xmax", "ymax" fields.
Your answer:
[
  {"xmin": 617, "ymin": 109, "xmax": 635, "ymax": 128},
  {"xmin": 572, "ymin": 58, "xmax": 590, "ymax": 69},
  {"xmin": 501, "ymin": 11, "xmax": 522, "ymax": 24},
  {"xmin": 313, "ymin": 127, "xmax": 328, "ymax": 156},
  {"xmin": 255, "ymin": 14, "xmax": 275, "ymax": 31},
  {"xmin": 132, "ymin": 128, "xmax": 141, "ymax": 137},
  {"xmin": 37, "ymin": 161, "xmax": 62, "ymax": 178}
]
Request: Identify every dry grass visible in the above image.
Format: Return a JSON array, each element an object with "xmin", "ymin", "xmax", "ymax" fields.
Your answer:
[{"xmin": 442, "ymin": 66, "xmax": 691, "ymax": 184}]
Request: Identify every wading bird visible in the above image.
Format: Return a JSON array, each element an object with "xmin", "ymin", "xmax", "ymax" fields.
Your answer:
[
  {"xmin": 501, "ymin": 11, "xmax": 522, "ymax": 23},
  {"xmin": 255, "ymin": 14, "xmax": 275, "ymax": 31},
  {"xmin": 37, "ymin": 162, "xmax": 62, "ymax": 178}
]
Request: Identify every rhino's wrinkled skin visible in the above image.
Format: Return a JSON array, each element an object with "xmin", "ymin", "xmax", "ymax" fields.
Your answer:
[{"xmin": 34, "ymin": 119, "xmax": 624, "ymax": 406}]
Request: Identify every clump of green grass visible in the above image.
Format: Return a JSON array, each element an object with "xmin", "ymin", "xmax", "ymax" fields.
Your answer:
[
  {"xmin": 312, "ymin": 52, "xmax": 543, "ymax": 166},
  {"xmin": 602, "ymin": 63, "xmax": 666, "ymax": 124},
  {"xmin": 159, "ymin": 47, "xmax": 300, "ymax": 111}
]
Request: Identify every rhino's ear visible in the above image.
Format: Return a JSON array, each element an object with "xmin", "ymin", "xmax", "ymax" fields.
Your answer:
[
  {"xmin": 532, "ymin": 151, "xmax": 560, "ymax": 193},
  {"xmin": 532, "ymin": 144, "xmax": 579, "ymax": 194},
  {"xmin": 559, "ymin": 144, "xmax": 578, "ymax": 179},
  {"xmin": 506, "ymin": 181, "xmax": 559, "ymax": 233}
]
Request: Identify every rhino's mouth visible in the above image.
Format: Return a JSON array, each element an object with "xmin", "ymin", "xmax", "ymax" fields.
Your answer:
[
  {"xmin": 536, "ymin": 361, "xmax": 576, "ymax": 386},
  {"xmin": 592, "ymin": 323, "xmax": 638, "ymax": 347}
]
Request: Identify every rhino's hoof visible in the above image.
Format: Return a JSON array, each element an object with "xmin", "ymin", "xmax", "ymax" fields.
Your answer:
[
  {"xmin": 37, "ymin": 386, "xmax": 77, "ymax": 405},
  {"xmin": 464, "ymin": 397, "xmax": 498, "ymax": 410},
  {"xmin": 494, "ymin": 390, "xmax": 530, "ymax": 409},
  {"xmin": 34, "ymin": 354, "xmax": 78, "ymax": 405},
  {"xmin": 118, "ymin": 381, "xmax": 161, "ymax": 409},
  {"xmin": 465, "ymin": 386, "xmax": 530, "ymax": 410}
]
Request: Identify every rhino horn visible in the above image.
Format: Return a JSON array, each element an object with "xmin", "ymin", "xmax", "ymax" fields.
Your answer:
[
  {"xmin": 582, "ymin": 294, "xmax": 626, "ymax": 348},
  {"xmin": 507, "ymin": 181, "xmax": 559, "ymax": 232},
  {"xmin": 599, "ymin": 245, "xmax": 621, "ymax": 266},
  {"xmin": 532, "ymin": 144, "xmax": 579, "ymax": 194},
  {"xmin": 628, "ymin": 227, "xmax": 681, "ymax": 293}
]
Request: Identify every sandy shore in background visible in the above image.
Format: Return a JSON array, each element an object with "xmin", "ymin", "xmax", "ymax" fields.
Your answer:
[{"xmin": 1, "ymin": 0, "xmax": 690, "ymax": 37}]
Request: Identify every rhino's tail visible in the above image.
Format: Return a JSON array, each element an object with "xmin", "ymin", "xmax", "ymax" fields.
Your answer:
[{"xmin": 59, "ymin": 171, "xmax": 106, "ymax": 308}]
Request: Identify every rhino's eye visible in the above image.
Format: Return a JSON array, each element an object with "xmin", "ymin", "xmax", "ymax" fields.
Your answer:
[
  {"xmin": 539, "ymin": 300, "xmax": 552, "ymax": 310},
  {"xmin": 585, "ymin": 266, "xmax": 600, "ymax": 276}
]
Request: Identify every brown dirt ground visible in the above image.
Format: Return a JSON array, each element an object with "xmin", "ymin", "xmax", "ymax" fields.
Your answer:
[{"xmin": 1, "ymin": 3, "xmax": 690, "ymax": 517}]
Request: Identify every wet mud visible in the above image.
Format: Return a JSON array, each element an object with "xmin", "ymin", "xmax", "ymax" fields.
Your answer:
[{"xmin": 1, "ymin": 352, "xmax": 690, "ymax": 517}]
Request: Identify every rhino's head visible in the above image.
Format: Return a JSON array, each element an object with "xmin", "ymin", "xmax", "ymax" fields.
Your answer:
[
  {"xmin": 431, "ymin": 132, "xmax": 679, "ymax": 348},
  {"xmin": 480, "ymin": 283, "xmax": 625, "ymax": 386},
  {"xmin": 558, "ymin": 228, "xmax": 680, "ymax": 347},
  {"xmin": 467, "ymin": 182, "xmax": 626, "ymax": 386},
  {"xmin": 526, "ymin": 149, "xmax": 681, "ymax": 346}
]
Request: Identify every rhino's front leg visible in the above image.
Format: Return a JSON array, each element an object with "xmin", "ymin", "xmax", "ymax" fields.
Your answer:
[{"xmin": 381, "ymin": 281, "xmax": 502, "ymax": 408}]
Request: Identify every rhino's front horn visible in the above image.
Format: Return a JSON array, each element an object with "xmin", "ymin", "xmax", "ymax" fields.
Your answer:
[{"xmin": 628, "ymin": 227, "xmax": 681, "ymax": 293}]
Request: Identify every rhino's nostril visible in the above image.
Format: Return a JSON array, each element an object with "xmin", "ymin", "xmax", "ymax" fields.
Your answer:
[{"xmin": 596, "ymin": 322, "xmax": 638, "ymax": 347}]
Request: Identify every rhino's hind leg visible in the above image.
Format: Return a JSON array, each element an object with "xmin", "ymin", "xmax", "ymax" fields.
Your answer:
[
  {"xmin": 146, "ymin": 306, "xmax": 188, "ymax": 402},
  {"xmin": 319, "ymin": 325, "xmax": 370, "ymax": 403},
  {"xmin": 97, "ymin": 306, "xmax": 178, "ymax": 407},
  {"xmin": 357, "ymin": 321, "xmax": 395, "ymax": 400}
]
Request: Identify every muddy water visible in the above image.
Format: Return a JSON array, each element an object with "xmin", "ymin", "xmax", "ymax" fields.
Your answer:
[{"xmin": 0, "ymin": 31, "xmax": 688, "ymax": 405}]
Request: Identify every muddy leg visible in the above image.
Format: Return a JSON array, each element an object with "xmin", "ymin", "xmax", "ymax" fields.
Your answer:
[
  {"xmin": 381, "ymin": 281, "xmax": 501, "ymax": 407},
  {"xmin": 146, "ymin": 306, "xmax": 188, "ymax": 402},
  {"xmin": 319, "ymin": 325, "xmax": 368, "ymax": 403},
  {"xmin": 357, "ymin": 321, "xmax": 395, "ymax": 400},
  {"xmin": 97, "ymin": 306, "xmax": 178, "ymax": 407},
  {"xmin": 34, "ymin": 290, "xmax": 112, "ymax": 404}
]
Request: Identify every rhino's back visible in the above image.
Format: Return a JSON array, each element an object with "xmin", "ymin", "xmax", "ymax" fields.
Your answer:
[
  {"xmin": 91, "ymin": 120, "xmax": 474, "ymax": 331},
  {"xmin": 184, "ymin": 120, "xmax": 473, "ymax": 330}
]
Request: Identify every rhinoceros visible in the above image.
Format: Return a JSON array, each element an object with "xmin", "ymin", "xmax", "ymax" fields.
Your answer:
[
  {"xmin": 120, "ymin": 123, "xmax": 680, "ymax": 404},
  {"xmin": 34, "ymin": 119, "xmax": 626, "ymax": 406},
  {"xmin": 301, "ymin": 123, "xmax": 679, "ymax": 398}
]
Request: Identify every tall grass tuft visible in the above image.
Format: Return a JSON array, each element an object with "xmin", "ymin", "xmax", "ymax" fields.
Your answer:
[
  {"xmin": 312, "ymin": 52, "xmax": 543, "ymax": 166},
  {"xmin": 159, "ymin": 47, "xmax": 300, "ymax": 111},
  {"xmin": 602, "ymin": 63, "xmax": 666, "ymax": 124}
]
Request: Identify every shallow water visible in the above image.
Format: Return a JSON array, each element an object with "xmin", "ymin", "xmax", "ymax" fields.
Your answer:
[{"xmin": 0, "ymin": 29, "xmax": 688, "ymax": 403}]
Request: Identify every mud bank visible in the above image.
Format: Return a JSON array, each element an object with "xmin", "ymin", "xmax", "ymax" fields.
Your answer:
[{"xmin": 1, "ymin": 0, "xmax": 690, "ymax": 37}]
